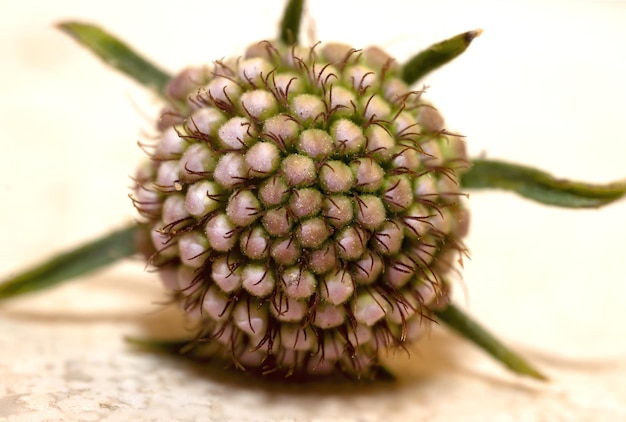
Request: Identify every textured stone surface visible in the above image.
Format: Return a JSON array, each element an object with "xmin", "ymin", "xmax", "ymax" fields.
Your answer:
[{"xmin": 2, "ymin": 0, "xmax": 626, "ymax": 420}]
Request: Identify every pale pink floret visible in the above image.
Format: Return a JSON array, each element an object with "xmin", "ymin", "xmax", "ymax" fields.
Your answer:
[
  {"xmin": 310, "ymin": 63, "xmax": 339, "ymax": 89},
  {"xmin": 269, "ymin": 237, "xmax": 301, "ymax": 266},
  {"xmin": 184, "ymin": 180, "xmax": 221, "ymax": 217},
  {"xmin": 281, "ymin": 267, "xmax": 316, "ymax": 299},
  {"xmin": 133, "ymin": 184, "xmax": 161, "ymax": 216},
  {"xmin": 362, "ymin": 46, "xmax": 397, "ymax": 72},
  {"xmin": 392, "ymin": 111, "xmax": 419, "ymax": 136},
  {"xmin": 417, "ymin": 104, "xmax": 445, "ymax": 133},
  {"xmin": 271, "ymin": 295, "xmax": 308, "ymax": 322},
  {"xmin": 319, "ymin": 161, "xmax": 354, "ymax": 193},
  {"xmin": 213, "ymin": 152, "xmax": 248, "ymax": 189},
  {"xmin": 344, "ymin": 65, "xmax": 378, "ymax": 92},
  {"xmin": 384, "ymin": 175, "xmax": 414, "ymax": 212},
  {"xmin": 352, "ymin": 158, "xmax": 384, "ymax": 192},
  {"xmin": 258, "ymin": 175, "xmax": 289, "ymax": 206},
  {"xmin": 263, "ymin": 114, "xmax": 300, "ymax": 148},
  {"xmin": 427, "ymin": 208, "xmax": 452, "ymax": 235},
  {"xmin": 179, "ymin": 143, "xmax": 216, "ymax": 182},
  {"xmin": 218, "ymin": 116, "xmax": 256, "ymax": 150},
  {"xmin": 271, "ymin": 72, "xmax": 304, "ymax": 99},
  {"xmin": 391, "ymin": 145, "xmax": 421, "ymax": 173},
  {"xmin": 352, "ymin": 251, "xmax": 384, "ymax": 285},
  {"xmin": 156, "ymin": 126, "xmax": 187, "ymax": 159},
  {"xmin": 365, "ymin": 125, "xmax": 395, "ymax": 162},
  {"xmin": 178, "ymin": 231, "xmax": 208, "ymax": 268},
  {"xmin": 210, "ymin": 255, "xmax": 242, "ymax": 293},
  {"xmin": 372, "ymin": 220, "xmax": 404, "ymax": 256},
  {"xmin": 205, "ymin": 213, "xmax": 238, "ymax": 251},
  {"xmin": 335, "ymin": 226, "xmax": 367, "ymax": 261},
  {"xmin": 232, "ymin": 300, "xmax": 268, "ymax": 336},
  {"xmin": 297, "ymin": 218, "xmax": 330, "ymax": 248},
  {"xmin": 156, "ymin": 160, "xmax": 181, "ymax": 189},
  {"xmin": 290, "ymin": 94, "xmax": 325, "ymax": 123},
  {"xmin": 383, "ymin": 77, "xmax": 410, "ymax": 103},
  {"xmin": 237, "ymin": 57, "xmax": 272, "ymax": 86},
  {"xmin": 321, "ymin": 42, "xmax": 353, "ymax": 63},
  {"xmin": 240, "ymin": 90, "xmax": 278, "ymax": 120},
  {"xmin": 280, "ymin": 325, "xmax": 315, "ymax": 351},
  {"xmin": 413, "ymin": 174, "xmax": 437, "ymax": 197},
  {"xmin": 245, "ymin": 142, "xmax": 280, "ymax": 176},
  {"xmin": 355, "ymin": 195, "xmax": 386, "ymax": 230},
  {"xmin": 289, "ymin": 188, "xmax": 322, "ymax": 218},
  {"xmin": 313, "ymin": 302, "xmax": 345, "ymax": 329},
  {"xmin": 225, "ymin": 190, "xmax": 261, "ymax": 227},
  {"xmin": 162, "ymin": 194, "xmax": 189, "ymax": 225},
  {"xmin": 205, "ymin": 76, "xmax": 242, "ymax": 104},
  {"xmin": 420, "ymin": 139, "xmax": 444, "ymax": 167},
  {"xmin": 177, "ymin": 265, "xmax": 201, "ymax": 295},
  {"xmin": 361, "ymin": 94, "xmax": 391, "ymax": 122},
  {"xmin": 281, "ymin": 154, "xmax": 316, "ymax": 187},
  {"xmin": 322, "ymin": 195, "xmax": 353, "ymax": 228},
  {"xmin": 346, "ymin": 324, "xmax": 373, "ymax": 346},
  {"xmin": 158, "ymin": 266, "xmax": 179, "ymax": 292},
  {"xmin": 186, "ymin": 107, "xmax": 225, "ymax": 137},
  {"xmin": 354, "ymin": 291, "xmax": 391, "ymax": 326},
  {"xmin": 383, "ymin": 254, "xmax": 416, "ymax": 288},
  {"xmin": 239, "ymin": 226, "xmax": 269, "ymax": 260},
  {"xmin": 321, "ymin": 269, "xmax": 354, "ymax": 305},
  {"xmin": 297, "ymin": 129, "xmax": 333, "ymax": 159},
  {"xmin": 262, "ymin": 207, "xmax": 292, "ymax": 237},
  {"xmin": 320, "ymin": 334, "xmax": 345, "ymax": 361},
  {"xmin": 331, "ymin": 118, "xmax": 365, "ymax": 154},
  {"xmin": 150, "ymin": 223, "xmax": 178, "ymax": 258},
  {"xmin": 241, "ymin": 264, "xmax": 275, "ymax": 297},
  {"xmin": 327, "ymin": 85, "xmax": 356, "ymax": 117},
  {"xmin": 308, "ymin": 244, "xmax": 337, "ymax": 274},
  {"xmin": 203, "ymin": 285, "xmax": 231, "ymax": 321}
]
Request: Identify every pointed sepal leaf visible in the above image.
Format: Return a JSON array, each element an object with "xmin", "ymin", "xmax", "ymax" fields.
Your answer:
[
  {"xmin": 126, "ymin": 336, "xmax": 193, "ymax": 355},
  {"xmin": 461, "ymin": 159, "xmax": 626, "ymax": 208},
  {"xmin": 401, "ymin": 29, "xmax": 482, "ymax": 85},
  {"xmin": 435, "ymin": 303, "xmax": 548, "ymax": 381},
  {"xmin": 279, "ymin": 0, "xmax": 305, "ymax": 45},
  {"xmin": 58, "ymin": 22, "xmax": 172, "ymax": 97},
  {"xmin": 0, "ymin": 225, "xmax": 138, "ymax": 301}
]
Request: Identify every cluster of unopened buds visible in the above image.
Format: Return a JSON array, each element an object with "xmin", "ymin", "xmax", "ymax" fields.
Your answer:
[{"xmin": 1, "ymin": 0, "xmax": 624, "ymax": 381}]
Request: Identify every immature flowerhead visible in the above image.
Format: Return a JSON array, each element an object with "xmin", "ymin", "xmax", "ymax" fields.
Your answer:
[{"xmin": 132, "ymin": 39, "xmax": 469, "ymax": 378}]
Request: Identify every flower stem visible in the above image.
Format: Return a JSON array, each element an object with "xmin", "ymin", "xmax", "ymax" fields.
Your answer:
[
  {"xmin": 57, "ymin": 22, "xmax": 172, "ymax": 98},
  {"xmin": 0, "ymin": 225, "xmax": 138, "ymax": 301},
  {"xmin": 435, "ymin": 303, "xmax": 548, "ymax": 381},
  {"xmin": 401, "ymin": 29, "xmax": 482, "ymax": 85},
  {"xmin": 461, "ymin": 159, "xmax": 626, "ymax": 208}
]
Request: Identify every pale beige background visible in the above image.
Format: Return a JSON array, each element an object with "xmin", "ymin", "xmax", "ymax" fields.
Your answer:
[{"xmin": 1, "ymin": 0, "xmax": 626, "ymax": 421}]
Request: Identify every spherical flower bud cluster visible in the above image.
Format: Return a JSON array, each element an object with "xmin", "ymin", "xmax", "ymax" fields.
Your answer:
[{"xmin": 132, "ymin": 39, "xmax": 470, "ymax": 377}]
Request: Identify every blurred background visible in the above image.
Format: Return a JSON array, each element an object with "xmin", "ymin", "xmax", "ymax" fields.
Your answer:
[{"xmin": 1, "ymin": 0, "xmax": 625, "ymax": 420}]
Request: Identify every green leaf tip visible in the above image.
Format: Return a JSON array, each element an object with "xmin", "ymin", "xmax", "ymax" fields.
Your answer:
[
  {"xmin": 57, "ymin": 21, "xmax": 172, "ymax": 97},
  {"xmin": 279, "ymin": 0, "xmax": 305, "ymax": 45},
  {"xmin": 461, "ymin": 159, "xmax": 626, "ymax": 208},
  {"xmin": 435, "ymin": 303, "xmax": 548, "ymax": 381},
  {"xmin": 0, "ymin": 225, "xmax": 138, "ymax": 301},
  {"xmin": 401, "ymin": 29, "xmax": 483, "ymax": 85}
]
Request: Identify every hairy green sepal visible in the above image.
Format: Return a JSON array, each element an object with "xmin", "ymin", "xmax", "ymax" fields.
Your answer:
[
  {"xmin": 435, "ymin": 303, "xmax": 547, "ymax": 380},
  {"xmin": 0, "ymin": 225, "xmax": 138, "ymax": 300},
  {"xmin": 58, "ymin": 22, "xmax": 172, "ymax": 97},
  {"xmin": 401, "ymin": 29, "xmax": 482, "ymax": 85},
  {"xmin": 461, "ymin": 159, "xmax": 626, "ymax": 208},
  {"xmin": 279, "ymin": 0, "xmax": 304, "ymax": 45}
]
